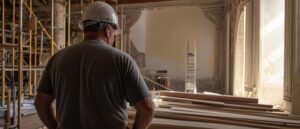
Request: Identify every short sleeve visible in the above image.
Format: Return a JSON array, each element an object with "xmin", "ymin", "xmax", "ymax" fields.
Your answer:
[
  {"xmin": 37, "ymin": 66, "xmax": 53, "ymax": 96},
  {"xmin": 122, "ymin": 56, "xmax": 151, "ymax": 106}
]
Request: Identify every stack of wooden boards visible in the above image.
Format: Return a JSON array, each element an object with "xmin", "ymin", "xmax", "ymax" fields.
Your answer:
[{"xmin": 128, "ymin": 91, "xmax": 300, "ymax": 129}]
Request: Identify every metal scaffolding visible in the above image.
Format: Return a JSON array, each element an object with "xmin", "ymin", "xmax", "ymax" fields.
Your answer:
[
  {"xmin": 0, "ymin": 0, "xmax": 127, "ymax": 128},
  {"xmin": 1, "ymin": 0, "xmax": 6, "ymax": 108},
  {"xmin": 0, "ymin": 0, "xmax": 60, "ymax": 128}
]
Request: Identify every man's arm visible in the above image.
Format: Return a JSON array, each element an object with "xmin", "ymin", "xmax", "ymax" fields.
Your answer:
[
  {"xmin": 132, "ymin": 97, "xmax": 154, "ymax": 129},
  {"xmin": 34, "ymin": 92, "xmax": 57, "ymax": 129}
]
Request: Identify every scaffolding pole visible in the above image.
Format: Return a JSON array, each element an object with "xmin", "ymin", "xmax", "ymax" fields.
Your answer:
[
  {"xmin": 5, "ymin": 89, "xmax": 11, "ymax": 128},
  {"xmin": 2, "ymin": 0, "xmax": 6, "ymax": 107},
  {"xmin": 51, "ymin": 0, "xmax": 54, "ymax": 55},
  {"xmin": 68, "ymin": 0, "xmax": 71, "ymax": 47},
  {"xmin": 28, "ymin": 0, "xmax": 33, "ymax": 95},
  {"xmin": 34, "ymin": 16, "xmax": 37, "ymax": 95},
  {"xmin": 11, "ymin": 0, "xmax": 17, "ymax": 125},
  {"xmin": 18, "ymin": 0, "xmax": 24, "ymax": 128},
  {"xmin": 22, "ymin": 1, "xmax": 59, "ymax": 51},
  {"xmin": 81, "ymin": 0, "xmax": 84, "ymax": 15},
  {"xmin": 11, "ymin": 47, "xmax": 16, "ymax": 125},
  {"xmin": 121, "ymin": 5, "xmax": 124, "ymax": 51},
  {"xmin": 80, "ymin": 0, "xmax": 84, "ymax": 39},
  {"xmin": 40, "ymin": 31, "xmax": 44, "ymax": 65}
]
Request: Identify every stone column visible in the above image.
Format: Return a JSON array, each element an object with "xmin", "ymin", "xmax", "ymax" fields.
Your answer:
[
  {"xmin": 54, "ymin": 0, "xmax": 66, "ymax": 49},
  {"xmin": 284, "ymin": 0, "xmax": 300, "ymax": 115},
  {"xmin": 224, "ymin": 0, "xmax": 249, "ymax": 95},
  {"xmin": 244, "ymin": 0, "xmax": 259, "ymax": 95}
]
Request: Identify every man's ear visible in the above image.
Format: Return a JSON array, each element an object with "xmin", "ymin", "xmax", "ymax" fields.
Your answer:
[{"xmin": 104, "ymin": 26, "xmax": 111, "ymax": 38}]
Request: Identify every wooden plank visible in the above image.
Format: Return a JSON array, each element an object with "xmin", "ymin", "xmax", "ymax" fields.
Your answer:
[
  {"xmin": 224, "ymin": 103, "xmax": 281, "ymax": 112},
  {"xmin": 228, "ymin": 102, "xmax": 274, "ymax": 108},
  {"xmin": 128, "ymin": 115, "xmax": 258, "ymax": 129},
  {"xmin": 152, "ymin": 108, "xmax": 300, "ymax": 128},
  {"xmin": 169, "ymin": 107, "xmax": 300, "ymax": 126},
  {"xmin": 128, "ymin": 109, "xmax": 299, "ymax": 129},
  {"xmin": 159, "ymin": 91, "xmax": 258, "ymax": 103},
  {"xmin": 158, "ymin": 95, "xmax": 280, "ymax": 112},
  {"xmin": 159, "ymin": 96, "xmax": 225, "ymax": 106},
  {"xmin": 160, "ymin": 101, "xmax": 298, "ymax": 120}
]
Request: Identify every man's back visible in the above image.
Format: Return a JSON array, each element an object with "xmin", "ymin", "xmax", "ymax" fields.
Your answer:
[{"xmin": 37, "ymin": 40, "xmax": 150, "ymax": 129}]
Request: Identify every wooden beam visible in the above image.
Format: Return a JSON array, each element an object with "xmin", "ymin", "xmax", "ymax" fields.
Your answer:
[
  {"xmin": 159, "ymin": 96, "xmax": 280, "ymax": 112},
  {"xmin": 159, "ymin": 91, "xmax": 259, "ymax": 103},
  {"xmin": 128, "ymin": 109, "xmax": 300, "ymax": 129}
]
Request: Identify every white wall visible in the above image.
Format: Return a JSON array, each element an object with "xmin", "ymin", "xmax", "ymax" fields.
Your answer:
[{"xmin": 130, "ymin": 6, "xmax": 216, "ymax": 80}]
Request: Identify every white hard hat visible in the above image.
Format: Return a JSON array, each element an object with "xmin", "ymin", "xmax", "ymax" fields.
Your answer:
[{"xmin": 80, "ymin": 1, "xmax": 118, "ymax": 29}]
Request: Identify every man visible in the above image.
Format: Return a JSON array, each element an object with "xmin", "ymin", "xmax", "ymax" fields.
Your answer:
[{"xmin": 34, "ymin": 1, "xmax": 154, "ymax": 129}]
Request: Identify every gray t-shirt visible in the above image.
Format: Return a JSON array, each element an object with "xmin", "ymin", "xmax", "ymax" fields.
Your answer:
[{"xmin": 37, "ymin": 40, "xmax": 150, "ymax": 129}]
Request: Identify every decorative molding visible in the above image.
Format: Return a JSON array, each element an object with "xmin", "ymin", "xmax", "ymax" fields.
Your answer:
[
  {"xmin": 284, "ymin": 96, "xmax": 292, "ymax": 102},
  {"xmin": 119, "ymin": 0, "xmax": 224, "ymax": 12},
  {"xmin": 201, "ymin": 7, "xmax": 225, "ymax": 29}
]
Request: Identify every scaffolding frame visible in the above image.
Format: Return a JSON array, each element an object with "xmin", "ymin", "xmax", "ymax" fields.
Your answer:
[
  {"xmin": 0, "ymin": 0, "xmax": 62, "ymax": 128},
  {"xmin": 0, "ymin": 0, "xmax": 125, "ymax": 128}
]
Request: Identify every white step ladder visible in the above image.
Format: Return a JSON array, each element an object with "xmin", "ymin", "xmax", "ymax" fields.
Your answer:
[{"xmin": 185, "ymin": 40, "xmax": 197, "ymax": 93}]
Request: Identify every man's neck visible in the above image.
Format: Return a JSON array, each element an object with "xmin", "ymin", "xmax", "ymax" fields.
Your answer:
[
  {"xmin": 84, "ymin": 32, "xmax": 107, "ymax": 44},
  {"xmin": 84, "ymin": 32, "xmax": 100, "ymax": 40}
]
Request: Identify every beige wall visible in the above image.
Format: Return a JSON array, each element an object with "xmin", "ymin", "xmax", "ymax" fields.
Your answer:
[{"xmin": 130, "ymin": 6, "xmax": 216, "ymax": 80}]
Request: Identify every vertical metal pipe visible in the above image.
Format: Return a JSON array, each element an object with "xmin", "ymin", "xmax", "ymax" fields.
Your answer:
[
  {"xmin": 39, "ymin": 32, "xmax": 44, "ymax": 93},
  {"xmin": 121, "ymin": 5, "xmax": 124, "ymax": 51},
  {"xmin": 2, "ymin": 0, "xmax": 6, "ymax": 107},
  {"xmin": 51, "ymin": 0, "xmax": 54, "ymax": 55},
  {"xmin": 40, "ymin": 31, "xmax": 44, "ymax": 65},
  {"xmin": 81, "ymin": 0, "xmax": 84, "ymax": 39},
  {"xmin": 68, "ymin": 0, "xmax": 71, "ymax": 47},
  {"xmin": 80, "ymin": 0, "xmax": 84, "ymax": 15},
  {"xmin": 11, "ymin": 0, "xmax": 16, "ymax": 124},
  {"xmin": 18, "ymin": 0, "xmax": 24, "ymax": 128},
  {"xmin": 34, "ymin": 18, "xmax": 37, "ymax": 95},
  {"xmin": 6, "ymin": 89, "xmax": 11, "ymax": 128},
  {"xmin": 28, "ymin": 0, "xmax": 33, "ymax": 95},
  {"xmin": 11, "ymin": 47, "xmax": 16, "ymax": 125}
]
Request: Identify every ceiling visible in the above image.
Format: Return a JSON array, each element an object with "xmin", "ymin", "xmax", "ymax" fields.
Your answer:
[{"xmin": 1, "ymin": 0, "xmax": 224, "ymax": 33}]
